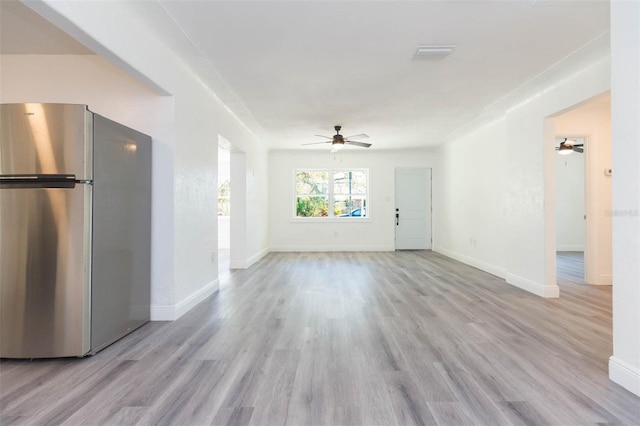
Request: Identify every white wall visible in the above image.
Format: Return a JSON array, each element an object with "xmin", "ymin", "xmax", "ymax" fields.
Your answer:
[
  {"xmin": 555, "ymin": 139, "xmax": 585, "ymax": 252},
  {"xmin": 217, "ymin": 148, "xmax": 230, "ymax": 250},
  {"xmin": 433, "ymin": 117, "xmax": 507, "ymax": 278},
  {"xmin": 609, "ymin": 0, "xmax": 640, "ymax": 397},
  {"xmin": 0, "ymin": 54, "xmax": 176, "ymax": 311},
  {"xmin": 269, "ymin": 149, "xmax": 436, "ymax": 251},
  {"xmin": 23, "ymin": 0, "xmax": 270, "ymax": 320},
  {"xmin": 554, "ymin": 99, "xmax": 612, "ymax": 285}
]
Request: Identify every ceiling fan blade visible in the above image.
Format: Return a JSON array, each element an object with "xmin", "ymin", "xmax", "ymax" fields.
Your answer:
[
  {"xmin": 572, "ymin": 144, "xmax": 584, "ymax": 147},
  {"xmin": 301, "ymin": 141, "xmax": 331, "ymax": 146},
  {"xmin": 344, "ymin": 133, "xmax": 369, "ymax": 140},
  {"xmin": 314, "ymin": 135, "xmax": 333, "ymax": 140},
  {"xmin": 573, "ymin": 147, "xmax": 584, "ymax": 153},
  {"xmin": 345, "ymin": 141, "xmax": 372, "ymax": 148}
]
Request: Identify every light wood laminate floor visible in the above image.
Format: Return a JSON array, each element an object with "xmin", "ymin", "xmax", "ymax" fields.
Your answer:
[
  {"xmin": 2, "ymin": 251, "xmax": 639, "ymax": 425},
  {"xmin": 557, "ymin": 251, "xmax": 585, "ymax": 285}
]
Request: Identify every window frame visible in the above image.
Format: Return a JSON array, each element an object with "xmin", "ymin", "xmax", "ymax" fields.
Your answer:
[{"xmin": 292, "ymin": 168, "xmax": 370, "ymax": 222}]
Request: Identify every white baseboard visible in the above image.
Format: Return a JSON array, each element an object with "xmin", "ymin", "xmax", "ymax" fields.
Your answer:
[
  {"xmin": 150, "ymin": 279, "xmax": 219, "ymax": 321},
  {"xmin": 229, "ymin": 247, "xmax": 270, "ymax": 269},
  {"xmin": 433, "ymin": 246, "xmax": 507, "ymax": 279},
  {"xmin": 269, "ymin": 245, "xmax": 394, "ymax": 252},
  {"xmin": 556, "ymin": 245, "xmax": 584, "ymax": 252},
  {"xmin": 247, "ymin": 247, "xmax": 269, "ymax": 267},
  {"xmin": 506, "ymin": 273, "xmax": 559, "ymax": 298},
  {"xmin": 591, "ymin": 273, "xmax": 612, "ymax": 286},
  {"xmin": 609, "ymin": 356, "xmax": 640, "ymax": 396},
  {"xmin": 229, "ymin": 258, "xmax": 245, "ymax": 269}
]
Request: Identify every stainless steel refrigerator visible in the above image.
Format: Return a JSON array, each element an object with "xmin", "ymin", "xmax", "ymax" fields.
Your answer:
[{"xmin": 0, "ymin": 103, "xmax": 151, "ymax": 358}]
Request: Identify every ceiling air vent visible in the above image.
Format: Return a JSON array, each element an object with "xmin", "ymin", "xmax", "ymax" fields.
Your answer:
[{"xmin": 413, "ymin": 46, "xmax": 455, "ymax": 60}]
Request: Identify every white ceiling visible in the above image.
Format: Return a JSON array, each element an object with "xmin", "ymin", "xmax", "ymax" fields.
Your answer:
[{"xmin": 1, "ymin": 0, "xmax": 610, "ymax": 150}]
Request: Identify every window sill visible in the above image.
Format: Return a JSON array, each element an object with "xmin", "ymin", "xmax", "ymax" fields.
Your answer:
[{"xmin": 290, "ymin": 217, "xmax": 373, "ymax": 224}]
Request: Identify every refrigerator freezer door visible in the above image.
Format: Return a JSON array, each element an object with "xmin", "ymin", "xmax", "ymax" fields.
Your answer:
[
  {"xmin": 91, "ymin": 114, "xmax": 151, "ymax": 353},
  {"xmin": 0, "ymin": 184, "xmax": 92, "ymax": 358},
  {"xmin": 0, "ymin": 103, "xmax": 92, "ymax": 180}
]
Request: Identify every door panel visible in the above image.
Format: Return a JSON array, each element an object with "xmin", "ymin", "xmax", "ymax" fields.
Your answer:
[
  {"xmin": 91, "ymin": 114, "xmax": 151, "ymax": 353},
  {"xmin": 395, "ymin": 168, "xmax": 432, "ymax": 250},
  {"xmin": 0, "ymin": 185, "xmax": 91, "ymax": 358},
  {"xmin": 0, "ymin": 103, "xmax": 92, "ymax": 179}
]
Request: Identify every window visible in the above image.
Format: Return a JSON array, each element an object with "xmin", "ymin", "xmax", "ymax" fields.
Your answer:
[{"xmin": 295, "ymin": 169, "xmax": 368, "ymax": 218}]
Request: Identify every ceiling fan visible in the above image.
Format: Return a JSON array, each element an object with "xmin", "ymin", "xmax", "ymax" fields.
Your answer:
[
  {"xmin": 556, "ymin": 138, "xmax": 583, "ymax": 155},
  {"xmin": 302, "ymin": 125, "xmax": 372, "ymax": 153}
]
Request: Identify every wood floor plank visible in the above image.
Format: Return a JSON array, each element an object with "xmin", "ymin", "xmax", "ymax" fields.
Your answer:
[{"xmin": 1, "ymin": 251, "xmax": 639, "ymax": 425}]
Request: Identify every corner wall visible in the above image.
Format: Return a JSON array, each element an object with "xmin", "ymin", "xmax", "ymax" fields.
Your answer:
[
  {"xmin": 24, "ymin": 0, "xmax": 270, "ymax": 320},
  {"xmin": 434, "ymin": 58, "xmax": 610, "ymax": 298}
]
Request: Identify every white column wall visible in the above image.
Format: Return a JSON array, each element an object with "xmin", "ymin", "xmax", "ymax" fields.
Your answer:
[{"xmin": 609, "ymin": 0, "xmax": 640, "ymax": 397}]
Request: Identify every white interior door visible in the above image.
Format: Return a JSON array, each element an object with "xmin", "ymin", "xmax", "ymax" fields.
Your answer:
[{"xmin": 395, "ymin": 168, "xmax": 432, "ymax": 250}]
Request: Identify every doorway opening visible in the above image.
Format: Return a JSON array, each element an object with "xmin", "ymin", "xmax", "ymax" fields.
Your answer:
[
  {"xmin": 555, "ymin": 136, "xmax": 586, "ymax": 285},
  {"xmin": 547, "ymin": 93, "xmax": 612, "ymax": 290}
]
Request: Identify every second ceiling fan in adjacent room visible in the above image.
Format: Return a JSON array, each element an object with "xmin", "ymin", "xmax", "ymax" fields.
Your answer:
[{"xmin": 556, "ymin": 138, "xmax": 584, "ymax": 155}]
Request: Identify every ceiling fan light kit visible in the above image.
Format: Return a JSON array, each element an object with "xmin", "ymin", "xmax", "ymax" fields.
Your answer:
[
  {"xmin": 331, "ymin": 143, "xmax": 344, "ymax": 154},
  {"xmin": 558, "ymin": 144, "xmax": 574, "ymax": 155}
]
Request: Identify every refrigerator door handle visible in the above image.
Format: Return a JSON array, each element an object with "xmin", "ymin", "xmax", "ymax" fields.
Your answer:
[{"xmin": 0, "ymin": 174, "xmax": 77, "ymax": 188}]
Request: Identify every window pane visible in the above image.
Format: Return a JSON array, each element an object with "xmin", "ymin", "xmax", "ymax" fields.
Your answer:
[
  {"xmin": 296, "ymin": 196, "xmax": 329, "ymax": 217},
  {"xmin": 334, "ymin": 196, "xmax": 352, "ymax": 216},
  {"xmin": 296, "ymin": 171, "xmax": 329, "ymax": 195},
  {"xmin": 333, "ymin": 171, "xmax": 367, "ymax": 195},
  {"xmin": 350, "ymin": 171, "xmax": 367, "ymax": 194},
  {"xmin": 334, "ymin": 196, "xmax": 367, "ymax": 217}
]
